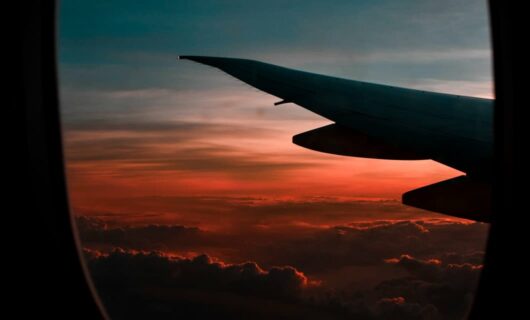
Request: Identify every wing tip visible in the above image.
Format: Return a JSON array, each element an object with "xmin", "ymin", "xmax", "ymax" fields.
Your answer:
[
  {"xmin": 176, "ymin": 55, "xmax": 221, "ymax": 67},
  {"xmin": 178, "ymin": 55, "xmax": 194, "ymax": 61},
  {"xmin": 177, "ymin": 55, "xmax": 213, "ymax": 62}
]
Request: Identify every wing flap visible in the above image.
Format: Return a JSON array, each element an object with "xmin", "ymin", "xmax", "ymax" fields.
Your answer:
[
  {"xmin": 402, "ymin": 176, "xmax": 491, "ymax": 222},
  {"xmin": 293, "ymin": 123, "xmax": 426, "ymax": 160}
]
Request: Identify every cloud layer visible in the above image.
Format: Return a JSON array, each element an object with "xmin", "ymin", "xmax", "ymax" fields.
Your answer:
[
  {"xmin": 80, "ymin": 217, "xmax": 487, "ymax": 319},
  {"xmin": 87, "ymin": 250, "xmax": 331, "ymax": 319},
  {"xmin": 77, "ymin": 215, "xmax": 487, "ymax": 271},
  {"xmin": 86, "ymin": 248, "xmax": 483, "ymax": 319}
]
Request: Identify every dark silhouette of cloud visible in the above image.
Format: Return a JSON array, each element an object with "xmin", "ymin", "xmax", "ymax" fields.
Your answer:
[
  {"xmin": 76, "ymin": 216, "xmax": 205, "ymax": 251},
  {"xmin": 77, "ymin": 216, "xmax": 487, "ymax": 274},
  {"xmin": 374, "ymin": 297, "xmax": 440, "ymax": 320},
  {"xmin": 256, "ymin": 220, "xmax": 487, "ymax": 273},
  {"xmin": 378, "ymin": 254, "xmax": 482, "ymax": 318},
  {"xmin": 80, "ymin": 218, "xmax": 486, "ymax": 319},
  {"xmin": 87, "ymin": 250, "xmax": 339, "ymax": 320},
  {"xmin": 86, "ymin": 249, "xmax": 481, "ymax": 319},
  {"xmin": 89, "ymin": 250, "xmax": 310, "ymax": 300},
  {"xmin": 302, "ymin": 252, "xmax": 482, "ymax": 319},
  {"xmin": 385, "ymin": 254, "xmax": 482, "ymax": 284}
]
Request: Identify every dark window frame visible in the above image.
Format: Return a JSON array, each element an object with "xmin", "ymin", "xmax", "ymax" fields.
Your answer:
[{"xmin": 19, "ymin": 1, "xmax": 521, "ymax": 318}]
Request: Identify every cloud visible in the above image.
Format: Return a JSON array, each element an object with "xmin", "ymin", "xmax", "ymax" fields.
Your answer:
[
  {"xmin": 85, "ymin": 248, "xmax": 482, "ymax": 319},
  {"xmin": 63, "ymin": 115, "xmax": 321, "ymax": 181},
  {"xmin": 73, "ymin": 196, "xmax": 451, "ymax": 230},
  {"xmin": 260, "ymin": 220, "xmax": 487, "ymax": 274},
  {"xmin": 67, "ymin": 138, "xmax": 311, "ymax": 175},
  {"xmin": 89, "ymin": 250, "xmax": 311, "ymax": 299},
  {"xmin": 300, "ymin": 252, "xmax": 482, "ymax": 319},
  {"xmin": 375, "ymin": 297, "xmax": 440, "ymax": 320},
  {"xmin": 63, "ymin": 117, "xmax": 280, "ymax": 136},
  {"xmin": 379, "ymin": 254, "xmax": 483, "ymax": 318},
  {"xmin": 384, "ymin": 254, "xmax": 443, "ymax": 281},
  {"xmin": 76, "ymin": 214, "xmax": 487, "ymax": 317},
  {"xmin": 76, "ymin": 216, "xmax": 205, "ymax": 251},
  {"xmin": 77, "ymin": 215, "xmax": 487, "ymax": 284},
  {"xmin": 87, "ymin": 249, "xmax": 332, "ymax": 319},
  {"xmin": 385, "ymin": 254, "xmax": 483, "ymax": 277}
]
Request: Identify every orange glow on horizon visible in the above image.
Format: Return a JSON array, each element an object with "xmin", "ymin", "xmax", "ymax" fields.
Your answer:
[{"xmin": 64, "ymin": 91, "xmax": 468, "ymax": 229}]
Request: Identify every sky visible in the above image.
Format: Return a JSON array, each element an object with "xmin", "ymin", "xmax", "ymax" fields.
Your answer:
[{"xmin": 59, "ymin": 1, "xmax": 492, "ymax": 318}]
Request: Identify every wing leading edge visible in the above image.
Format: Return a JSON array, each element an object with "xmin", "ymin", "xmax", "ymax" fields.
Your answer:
[{"xmin": 180, "ymin": 55, "xmax": 493, "ymax": 222}]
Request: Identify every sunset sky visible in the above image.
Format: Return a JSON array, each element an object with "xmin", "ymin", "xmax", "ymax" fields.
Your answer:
[{"xmin": 59, "ymin": 1, "xmax": 492, "ymax": 318}]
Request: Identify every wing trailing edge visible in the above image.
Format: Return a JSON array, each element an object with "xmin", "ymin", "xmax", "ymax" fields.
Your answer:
[
  {"xmin": 293, "ymin": 124, "xmax": 426, "ymax": 160},
  {"xmin": 402, "ymin": 176, "xmax": 491, "ymax": 222}
]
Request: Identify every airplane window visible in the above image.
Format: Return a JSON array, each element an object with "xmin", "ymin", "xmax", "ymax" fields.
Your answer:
[{"xmin": 59, "ymin": 1, "xmax": 492, "ymax": 319}]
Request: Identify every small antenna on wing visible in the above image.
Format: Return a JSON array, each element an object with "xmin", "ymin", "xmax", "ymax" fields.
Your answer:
[{"xmin": 274, "ymin": 99, "xmax": 291, "ymax": 106}]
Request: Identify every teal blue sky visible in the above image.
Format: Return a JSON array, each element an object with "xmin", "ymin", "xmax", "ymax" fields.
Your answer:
[{"xmin": 59, "ymin": 0, "xmax": 491, "ymax": 96}]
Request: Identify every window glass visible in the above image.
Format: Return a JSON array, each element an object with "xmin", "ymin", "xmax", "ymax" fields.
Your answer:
[{"xmin": 60, "ymin": 1, "xmax": 492, "ymax": 319}]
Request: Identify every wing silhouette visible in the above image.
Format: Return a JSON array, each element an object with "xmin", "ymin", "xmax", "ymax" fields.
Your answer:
[{"xmin": 180, "ymin": 55, "xmax": 493, "ymax": 222}]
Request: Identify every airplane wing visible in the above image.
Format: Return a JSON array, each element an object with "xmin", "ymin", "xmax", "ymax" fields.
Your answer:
[{"xmin": 179, "ymin": 55, "xmax": 493, "ymax": 222}]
